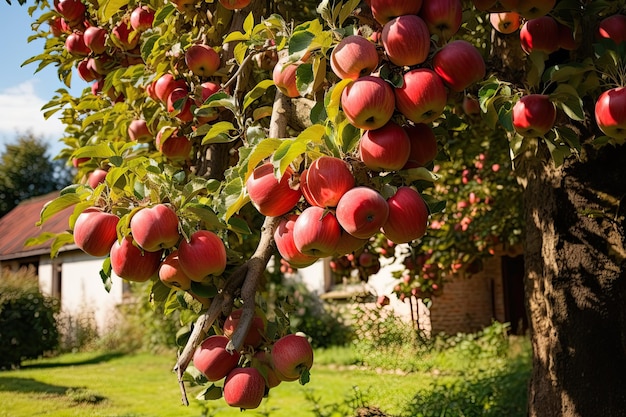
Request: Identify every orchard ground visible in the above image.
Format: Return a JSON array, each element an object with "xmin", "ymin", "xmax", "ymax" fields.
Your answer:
[{"xmin": 0, "ymin": 325, "xmax": 530, "ymax": 417}]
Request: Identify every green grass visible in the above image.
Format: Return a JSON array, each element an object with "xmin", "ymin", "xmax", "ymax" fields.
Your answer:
[{"xmin": 0, "ymin": 337, "xmax": 531, "ymax": 417}]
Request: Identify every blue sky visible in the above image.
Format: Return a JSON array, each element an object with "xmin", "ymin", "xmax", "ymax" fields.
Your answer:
[{"xmin": 0, "ymin": 1, "xmax": 83, "ymax": 156}]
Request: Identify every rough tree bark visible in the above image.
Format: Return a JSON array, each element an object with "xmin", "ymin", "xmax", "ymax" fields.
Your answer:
[{"xmin": 521, "ymin": 139, "xmax": 626, "ymax": 416}]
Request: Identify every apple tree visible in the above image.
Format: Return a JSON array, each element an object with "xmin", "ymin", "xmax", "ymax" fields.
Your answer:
[{"xmin": 16, "ymin": 0, "xmax": 626, "ymax": 414}]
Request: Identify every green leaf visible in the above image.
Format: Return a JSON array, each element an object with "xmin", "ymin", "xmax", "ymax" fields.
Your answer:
[
  {"xmin": 243, "ymin": 79, "xmax": 275, "ymax": 111},
  {"xmin": 100, "ymin": 257, "xmax": 112, "ymax": 293},
  {"xmin": 36, "ymin": 193, "xmax": 81, "ymax": 226},
  {"xmin": 196, "ymin": 383, "xmax": 223, "ymax": 401},
  {"xmin": 201, "ymin": 121, "xmax": 237, "ymax": 145},
  {"xmin": 401, "ymin": 167, "xmax": 441, "ymax": 183},
  {"xmin": 98, "ymin": 0, "xmax": 130, "ymax": 22},
  {"xmin": 233, "ymin": 42, "xmax": 248, "ymax": 66},
  {"xmin": 228, "ymin": 216, "xmax": 252, "ymax": 235},
  {"xmin": 327, "ymin": 78, "xmax": 353, "ymax": 122},
  {"xmin": 223, "ymin": 31, "xmax": 249, "ymax": 44},
  {"xmin": 183, "ymin": 203, "xmax": 224, "ymax": 229},
  {"xmin": 190, "ymin": 281, "xmax": 218, "ymax": 298},
  {"xmin": 338, "ymin": 0, "xmax": 361, "ymax": 26},
  {"xmin": 243, "ymin": 11, "xmax": 254, "ymax": 34},
  {"xmin": 296, "ymin": 63, "xmax": 315, "ymax": 96},
  {"xmin": 551, "ymin": 84, "xmax": 585, "ymax": 121}
]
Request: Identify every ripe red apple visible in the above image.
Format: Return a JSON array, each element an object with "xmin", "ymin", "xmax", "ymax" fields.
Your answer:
[
  {"xmin": 252, "ymin": 350, "xmax": 281, "ymax": 389},
  {"xmin": 301, "ymin": 156, "xmax": 355, "ymax": 207},
  {"xmin": 557, "ymin": 22, "xmax": 579, "ymax": 51},
  {"xmin": 489, "ymin": 12, "xmax": 521, "ymax": 34},
  {"xmin": 130, "ymin": 204, "xmax": 180, "ymax": 252},
  {"xmin": 597, "ymin": 14, "xmax": 626, "ymax": 45},
  {"xmin": 110, "ymin": 19, "xmax": 139, "ymax": 51},
  {"xmin": 223, "ymin": 367, "xmax": 266, "ymax": 409},
  {"xmin": 517, "ymin": 0, "xmax": 556, "ymax": 19},
  {"xmin": 86, "ymin": 55, "xmax": 113, "ymax": 76},
  {"xmin": 335, "ymin": 186, "xmax": 389, "ymax": 240},
  {"xmin": 246, "ymin": 162, "xmax": 302, "ymax": 216},
  {"xmin": 77, "ymin": 59, "xmax": 97, "ymax": 82},
  {"xmin": 330, "ymin": 35, "xmax": 379, "ymax": 80},
  {"xmin": 65, "ymin": 31, "xmax": 90, "ymax": 56},
  {"xmin": 166, "ymin": 87, "xmax": 194, "ymax": 122},
  {"xmin": 432, "ymin": 40, "xmax": 486, "ymax": 93},
  {"xmin": 130, "ymin": 5, "xmax": 155, "ymax": 32},
  {"xmin": 595, "ymin": 87, "xmax": 626, "ymax": 140},
  {"xmin": 83, "ymin": 26, "xmax": 107, "ymax": 55},
  {"xmin": 395, "ymin": 68, "xmax": 447, "ymax": 124},
  {"xmin": 519, "ymin": 16, "xmax": 560, "ymax": 55},
  {"xmin": 49, "ymin": 16, "xmax": 70, "ymax": 37},
  {"xmin": 127, "ymin": 119, "xmax": 152, "ymax": 142},
  {"xmin": 178, "ymin": 230, "xmax": 227, "ymax": 281},
  {"xmin": 195, "ymin": 81, "xmax": 222, "ymax": 123},
  {"xmin": 110, "ymin": 235, "xmax": 163, "ymax": 282},
  {"xmin": 359, "ymin": 121, "xmax": 411, "ymax": 171},
  {"xmin": 370, "ymin": 0, "xmax": 423, "ymax": 25},
  {"xmin": 73, "ymin": 208, "xmax": 119, "ymax": 257},
  {"xmin": 223, "ymin": 308, "xmax": 266, "ymax": 348},
  {"xmin": 53, "ymin": 0, "xmax": 86, "ymax": 23},
  {"xmin": 274, "ymin": 214, "xmax": 319, "ymax": 268},
  {"xmin": 402, "ymin": 123, "xmax": 438, "ymax": 168},
  {"xmin": 185, "ymin": 44, "xmax": 221, "ymax": 77},
  {"xmin": 219, "ymin": 0, "xmax": 252, "ymax": 10},
  {"xmin": 87, "ymin": 168, "xmax": 108, "ymax": 188},
  {"xmin": 273, "ymin": 58, "xmax": 300, "ymax": 98},
  {"xmin": 333, "ymin": 229, "xmax": 368, "ymax": 256},
  {"xmin": 512, "ymin": 94, "xmax": 556, "ymax": 137},
  {"xmin": 382, "ymin": 187, "xmax": 429, "ymax": 244},
  {"xmin": 381, "ymin": 15, "xmax": 431, "ymax": 67},
  {"xmin": 341, "ymin": 75, "xmax": 395, "ymax": 130},
  {"xmin": 193, "ymin": 335, "xmax": 241, "ymax": 381},
  {"xmin": 72, "ymin": 156, "xmax": 89, "ymax": 168},
  {"xmin": 153, "ymin": 74, "xmax": 188, "ymax": 103},
  {"xmin": 419, "ymin": 0, "xmax": 463, "ymax": 40},
  {"xmin": 292, "ymin": 206, "xmax": 341, "ymax": 258},
  {"xmin": 158, "ymin": 251, "xmax": 192, "ymax": 291},
  {"xmin": 271, "ymin": 333, "xmax": 314, "ymax": 382},
  {"xmin": 156, "ymin": 128, "xmax": 192, "ymax": 160}
]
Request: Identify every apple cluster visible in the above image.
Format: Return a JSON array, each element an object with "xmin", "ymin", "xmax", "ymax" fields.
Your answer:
[
  {"xmin": 192, "ymin": 330, "xmax": 313, "ymax": 409},
  {"xmin": 392, "ymin": 248, "xmax": 445, "ymax": 302}
]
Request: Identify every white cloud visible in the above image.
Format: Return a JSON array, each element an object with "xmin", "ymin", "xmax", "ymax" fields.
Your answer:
[{"xmin": 0, "ymin": 79, "xmax": 66, "ymax": 152}]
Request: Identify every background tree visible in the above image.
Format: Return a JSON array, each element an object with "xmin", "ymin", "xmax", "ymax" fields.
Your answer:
[
  {"xmin": 0, "ymin": 133, "xmax": 73, "ymax": 216},
  {"xmin": 16, "ymin": 0, "xmax": 626, "ymax": 415}
]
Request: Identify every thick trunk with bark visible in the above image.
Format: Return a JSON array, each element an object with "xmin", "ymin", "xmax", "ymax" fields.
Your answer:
[{"xmin": 522, "ymin": 141, "xmax": 626, "ymax": 416}]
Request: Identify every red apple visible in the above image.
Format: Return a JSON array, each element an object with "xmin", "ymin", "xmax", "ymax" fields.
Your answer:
[
  {"xmin": 359, "ymin": 121, "xmax": 411, "ymax": 171},
  {"xmin": 519, "ymin": 16, "xmax": 560, "ymax": 55},
  {"xmin": 166, "ymin": 87, "xmax": 194, "ymax": 122},
  {"xmin": 193, "ymin": 335, "xmax": 241, "ymax": 381},
  {"xmin": 219, "ymin": 0, "xmax": 252, "ymax": 10},
  {"xmin": 77, "ymin": 59, "xmax": 97, "ymax": 82},
  {"xmin": 274, "ymin": 214, "xmax": 319, "ymax": 268},
  {"xmin": 273, "ymin": 58, "xmax": 300, "ymax": 98},
  {"xmin": 370, "ymin": 0, "xmax": 423, "ymax": 25},
  {"xmin": 462, "ymin": 95, "xmax": 481, "ymax": 116},
  {"xmin": 517, "ymin": 0, "xmax": 556, "ymax": 19},
  {"xmin": 341, "ymin": 75, "xmax": 395, "ymax": 130},
  {"xmin": 489, "ymin": 12, "xmax": 521, "ymax": 34},
  {"xmin": 395, "ymin": 68, "xmax": 447, "ymax": 124},
  {"xmin": 432, "ymin": 40, "xmax": 486, "ymax": 92},
  {"xmin": 49, "ymin": 16, "xmax": 70, "ymax": 37},
  {"xmin": 419, "ymin": 0, "xmax": 463, "ymax": 40},
  {"xmin": 381, "ymin": 15, "xmax": 431, "ymax": 67},
  {"xmin": 130, "ymin": 204, "xmax": 180, "ymax": 252},
  {"xmin": 73, "ymin": 208, "xmax": 119, "ymax": 257},
  {"xmin": 110, "ymin": 236, "xmax": 163, "ymax": 282},
  {"xmin": 72, "ymin": 157, "xmax": 89, "ymax": 168},
  {"xmin": 111, "ymin": 19, "xmax": 139, "ymax": 51},
  {"xmin": 195, "ymin": 81, "xmax": 222, "ymax": 123},
  {"xmin": 156, "ymin": 128, "xmax": 192, "ymax": 160},
  {"xmin": 301, "ymin": 156, "xmax": 355, "ymax": 207},
  {"xmin": 185, "ymin": 44, "xmax": 221, "ymax": 77},
  {"xmin": 597, "ymin": 14, "xmax": 626, "ymax": 45},
  {"xmin": 223, "ymin": 308, "xmax": 266, "ymax": 348},
  {"xmin": 153, "ymin": 74, "xmax": 188, "ymax": 103},
  {"xmin": 382, "ymin": 186, "xmax": 429, "ymax": 244},
  {"xmin": 252, "ymin": 350, "xmax": 281, "ymax": 389},
  {"xmin": 178, "ymin": 230, "xmax": 227, "ymax": 281},
  {"xmin": 333, "ymin": 229, "xmax": 368, "ymax": 256},
  {"xmin": 130, "ymin": 5, "xmax": 155, "ymax": 32},
  {"xmin": 595, "ymin": 87, "xmax": 626, "ymax": 140},
  {"xmin": 158, "ymin": 251, "xmax": 192, "ymax": 291},
  {"xmin": 82, "ymin": 26, "xmax": 107, "ymax": 54},
  {"xmin": 87, "ymin": 168, "xmax": 108, "ymax": 188},
  {"xmin": 330, "ymin": 35, "xmax": 379, "ymax": 80},
  {"xmin": 402, "ymin": 123, "xmax": 438, "ymax": 168},
  {"xmin": 53, "ymin": 0, "xmax": 85, "ymax": 23},
  {"xmin": 246, "ymin": 162, "xmax": 302, "ymax": 216},
  {"xmin": 86, "ymin": 55, "xmax": 113, "ymax": 76},
  {"xmin": 335, "ymin": 186, "xmax": 389, "ymax": 240},
  {"xmin": 512, "ymin": 94, "xmax": 556, "ymax": 137},
  {"xmin": 271, "ymin": 333, "xmax": 314, "ymax": 382},
  {"xmin": 128, "ymin": 119, "xmax": 152, "ymax": 142},
  {"xmin": 223, "ymin": 367, "xmax": 266, "ymax": 409},
  {"xmin": 557, "ymin": 22, "xmax": 579, "ymax": 51},
  {"xmin": 292, "ymin": 206, "xmax": 341, "ymax": 258},
  {"xmin": 65, "ymin": 31, "xmax": 90, "ymax": 56}
]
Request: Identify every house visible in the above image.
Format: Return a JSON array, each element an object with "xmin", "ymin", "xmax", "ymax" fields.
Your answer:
[
  {"xmin": 0, "ymin": 192, "xmax": 127, "ymax": 333},
  {"xmin": 0, "ymin": 192, "xmax": 528, "ymax": 338}
]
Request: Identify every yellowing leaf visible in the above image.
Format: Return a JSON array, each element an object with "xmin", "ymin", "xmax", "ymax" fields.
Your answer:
[
  {"xmin": 327, "ymin": 78, "xmax": 353, "ymax": 122},
  {"xmin": 98, "ymin": 0, "xmax": 130, "ymax": 21}
]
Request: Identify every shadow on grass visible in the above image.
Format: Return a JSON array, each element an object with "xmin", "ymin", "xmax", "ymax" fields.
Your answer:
[
  {"xmin": 0, "ymin": 376, "xmax": 71, "ymax": 395},
  {"xmin": 402, "ymin": 355, "xmax": 531, "ymax": 417},
  {"xmin": 19, "ymin": 351, "xmax": 125, "ymax": 370}
]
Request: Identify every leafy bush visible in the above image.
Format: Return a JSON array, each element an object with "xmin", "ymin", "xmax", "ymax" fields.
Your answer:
[
  {"xmin": 57, "ymin": 309, "xmax": 99, "ymax": 353},
  {"xmin": 0, "ymin": 267, "xmax": 60, "ymax": 369}
]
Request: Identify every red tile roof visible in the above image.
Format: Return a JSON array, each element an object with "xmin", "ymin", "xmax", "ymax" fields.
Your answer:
[{"xmin": 0, "ymin": 191, "xmax": 76, "ymax": 260}]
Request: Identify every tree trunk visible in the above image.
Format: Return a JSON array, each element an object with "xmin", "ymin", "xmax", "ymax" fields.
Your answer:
[{"xmin": 522, "ymin": 140, "xmax": 626, "ymax": 416}]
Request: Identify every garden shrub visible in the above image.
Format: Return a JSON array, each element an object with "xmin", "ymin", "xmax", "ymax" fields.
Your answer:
[{"xmin": 0, "ymin": 267, "xmax": 60, "ymax": 369}]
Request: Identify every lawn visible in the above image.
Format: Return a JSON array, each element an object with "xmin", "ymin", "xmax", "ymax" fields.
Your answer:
[{"xmin": 0, "ymin": 336, "xmax": 531, "ymax": 417}]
